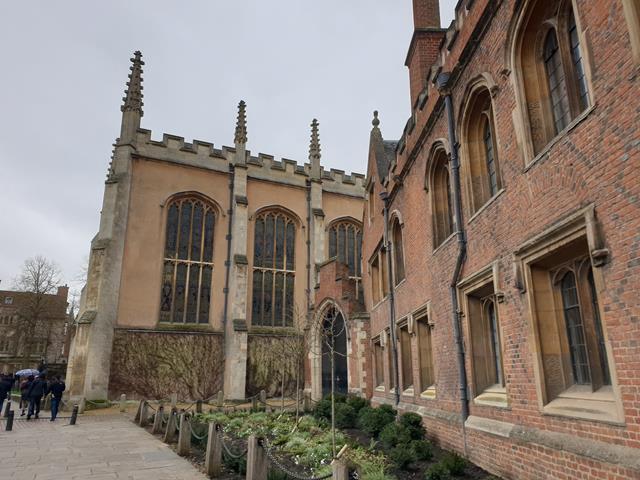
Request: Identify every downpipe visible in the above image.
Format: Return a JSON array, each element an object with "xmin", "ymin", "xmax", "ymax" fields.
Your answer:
[
  {"xmin": 381, "ymin": 191, "xmax": 400, "ymax": 407},
  {"xmin": 437, "ymin": 72, "xmax": 470, "ymax": 431}
]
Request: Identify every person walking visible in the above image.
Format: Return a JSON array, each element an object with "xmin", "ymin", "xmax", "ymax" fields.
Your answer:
[
  {"xmin": 48, "ymin": 376, "xmax": 65, "ymax": 421},
  {"xmin": 0, "ymin": 374, "xmax": 13, "ymax": 414},
  {"xmin": 20, "ymin": 375, "xmax": 34, "ymax": 416},
  {"xmin": 26, "ymin": 374, "xmax": 48, "ymax": 420}
]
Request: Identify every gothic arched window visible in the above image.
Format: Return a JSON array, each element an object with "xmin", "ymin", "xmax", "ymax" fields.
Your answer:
[
  {"xmin": 252, "ymin": 210, "xmax": 296, "ymax": 327},
  {"xmin": 391, "ymin": 219, "xmax": 405, "ymax": 285},
  {"xmin": 431, "ymin": 149, "xmax": 454, "ymax": 248},
  {"xmin": 328, "ymin": 220, "xmax": 362, "ymax": 278},
  {"xmin": 160, "ymin": 195, "xmax": 215, "ymax": 324},
  {"xmin": 514, "ymin": 1, "xmax": 591, "ymax": 157}
]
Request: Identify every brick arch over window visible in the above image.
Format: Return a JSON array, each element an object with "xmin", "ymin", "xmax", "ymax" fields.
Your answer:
[
  {"xmin": 460, "ymin": 77, "xmax": 502, "ymax": 215},
  {"xmin": 327, "ymin": 217, "xmax": 362, "ymax": 278},
  {"xmin": 509, "ymin": 0, "xmax": 592, "ymax": 160},
  {"xmin": 251, "ymin": 207, "xmax": 297, "ymax": 327},
  {"xmin": 426, "ymin": 143, "xmax": 454, "ymax": 248},
  {"xmin": 159, "ymin": 192, "xmax": 219, "ymax": 324}
]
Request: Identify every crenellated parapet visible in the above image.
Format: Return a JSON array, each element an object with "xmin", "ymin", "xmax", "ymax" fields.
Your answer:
[{"xmin": 133, "ymin": 128, "xmax": 365, "ymax": 197}]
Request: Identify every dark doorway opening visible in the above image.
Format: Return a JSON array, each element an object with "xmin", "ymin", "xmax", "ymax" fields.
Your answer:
[{"xmin": 321, "ymin": 306, "xmax": 348, "ymax": 397}]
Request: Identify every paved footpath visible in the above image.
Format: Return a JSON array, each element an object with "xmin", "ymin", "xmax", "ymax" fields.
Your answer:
[{"xmin": 0, "ymin": 414, "xmax": 208, "ymax": 480}]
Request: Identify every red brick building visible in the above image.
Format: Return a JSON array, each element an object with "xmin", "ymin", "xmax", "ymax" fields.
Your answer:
[{"xmin": 313, "ymin": 0, "xmax": 640, "ymax": 478}]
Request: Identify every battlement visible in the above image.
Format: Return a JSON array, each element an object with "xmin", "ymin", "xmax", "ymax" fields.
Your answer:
[{"xmin": 134, "ymin": 128, "xmax": 365, "ymax": 197}]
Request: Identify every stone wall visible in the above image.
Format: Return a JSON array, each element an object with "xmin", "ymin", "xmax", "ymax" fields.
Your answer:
[{"xmin": 108, "ymin": 329, "xmax": 223, "ymax": 401}]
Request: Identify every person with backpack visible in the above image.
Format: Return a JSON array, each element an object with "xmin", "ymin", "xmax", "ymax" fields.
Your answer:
[
  {"xmin": 48, "ymin": 376, "xmax": 65, "ymax": 421},
  {"xmin": 26, "ymin": 374, "xmax": 48, "ymax": 420},
  {"xmin": 19, "ymin": 375, "xmax": 33, "ymax": 416}
]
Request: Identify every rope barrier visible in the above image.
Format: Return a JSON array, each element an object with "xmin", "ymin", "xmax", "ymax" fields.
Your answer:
[{"xmin": 261, "ymin": 438, "xmax": 332, "ymax": 480}]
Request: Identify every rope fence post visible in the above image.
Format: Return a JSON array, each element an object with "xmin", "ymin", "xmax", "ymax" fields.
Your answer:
[
  {"xmin": 5, "ymin": 410, "xmax": 14, "ymax": 431},
  {"xmin": 151, "ymin": 405, "xmax": 164, "ymax": 434},
  {"xmin": 259, "ymin": 390, "xmax": 266, "ymax": 405},
  {"xmin": 69, "ymin": 404, "xmax": 79, "ymax": 425},
  {"xmin": 246, "ymin": 435, "xmax": 268, "ymax": 480},
  {"xmin": 163, "ymin": 410, "xmax": 177, "ymax": 443},
  {"xmin": 119, "ymin": 394, "xmax": 127, "ymax": 413},
  {"xmin": 170, "ymin": 393, "xmax": 178, "ymax": 410},
  {"xmin": 251, "ymin": 397, "xmax": 258, "ymax": 412},
  {"xmin": 134, "ymin": 399, "xmax": 144, "ymax": 423},
  {"xmin": 177, "ymin": 413, "xmax": 191, "ymax": 456},
  {"xmin": 196, "ymin": 399, "xmax": 203, "ymax": 414},
  {"xmin": 303, "ymin": 392, "xmax": 311, "ymax": 412},
  {"xmin": 205, "ymin": 423, "xmax": 222, "ymax": 477},
  {"xmin": 139, "ymin": 401, "xmax": 149, "ymax": 427},
  {"xmin": 3, "ymin": 399, "xmax": 11, "ymax": 418},
  {"xmin": 216, "ymin": 390, "xmax": 224, "ymax": 407},
  {"xmin": 78, "ymin": 397, "xmax": 86, "ymax": 414}
]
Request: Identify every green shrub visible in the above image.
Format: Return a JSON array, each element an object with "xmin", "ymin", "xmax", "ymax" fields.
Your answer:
[
  {"xmin": 379, "ymin": 423, "xmax": 412, "ymax": 449},
  {"xmin": 399, "ymin": 412, "xmax": 425, "ymax": 439},
  {"xmin": 411, "ymin": 439, "xmax": 433, "ymax": 461},
  {"xmin": 346, "ymin": 395, "xmax": 369, "ymax": 414},
  {"xmin": 389, "ymin": 445, "xmax": 416, "ymax": 470},
  {"xmin": 441, "ymin": 452, "xmax": 467, "ymax": 476},
  {"xmin": 378, "ymin": 403, "xmax": 397, "ymax": 417},
  {"xmin": 357, "ymin": 405, "xmax": 396, "ymax": 437},
  {"xmin": 334, "ymin": 403, "xmax": 357, "ymax": 429},
  {"xmin": 425, "ymin": 462, "xmax": 451, "ymax": 480},
  {"xmin": 312, "ymin": 394, "xmax": 346, "ymax": 420}
]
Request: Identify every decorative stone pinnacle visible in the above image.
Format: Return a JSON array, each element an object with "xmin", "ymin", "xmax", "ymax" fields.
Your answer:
[
  {"xmin": 309, "ymin": 118, "xmax": 321, "ymax": 160},
  {"xmin": 121, "ymin": 50, "xmax": 144, "ymax": 116},
  {"xmin": 234, "ymin": 100, "xmax": 247, "ymax": 145},
  {"xmin": 372, "ymin": 110, "xmax": 380, "ymax": 127}
]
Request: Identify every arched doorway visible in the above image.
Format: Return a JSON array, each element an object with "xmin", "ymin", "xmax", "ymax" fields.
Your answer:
[{"xmin": 320, "ymin": 305, "xmax": 348, "ymax": 396}]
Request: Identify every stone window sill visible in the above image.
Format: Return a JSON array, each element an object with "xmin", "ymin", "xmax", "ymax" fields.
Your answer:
[
  {"xmin": 402, "ymin": 386, "xmax": 415, "ymax": 397},
  {"xmin": 420, "ymin": 385, "xmax": 436, "ymax": 400},
  {"xmin": 473, "ymin": 384, "xmax": 509, "ymax": 408},
  {"xmin": 375, "ymin": 385, "xmax": 386, "ymax": 393},
  {"xmin": 524, "ymin": 104, "xmax": 596, "ymax": 173},
  {"xmin": 543, "ymin": 385, "xmax": 624, "ymax": 424},
  {"xmin": 467, "ymin": 188, "xmax": 506, "ymax": 225}
]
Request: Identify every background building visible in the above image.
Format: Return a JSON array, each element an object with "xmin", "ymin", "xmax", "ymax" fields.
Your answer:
[
  {"xmin": 333, "ymin": 0, "xmax": 640, "ymax": 478},
  {"xmin": 66, "ymin": 53, "xmax": 365, "ymax": 402},
  {"xmin": 0, "ymin": 286, "xmax": 69, "ymax": 374}
]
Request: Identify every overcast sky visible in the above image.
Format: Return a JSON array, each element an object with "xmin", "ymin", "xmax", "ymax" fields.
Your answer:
[{"xmin": 0, "ymin": 1, "xmax": 455, "ymax": 294}]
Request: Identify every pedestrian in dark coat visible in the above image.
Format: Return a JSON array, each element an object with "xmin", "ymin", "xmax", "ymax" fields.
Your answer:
[
  {"xmin": 48, "ymin": 376, "xmax": 65, "ymax": 421},
  {"xmin": 27, "ymin": 374, "xmax": 48, "ymax": 420},
  {"xmin": 0, "ymin": 374, "xmax": 13, "ymax": 414},
  {"xmin": 20, "ymin": 376, "xmax": 33, "ymax": 416}
]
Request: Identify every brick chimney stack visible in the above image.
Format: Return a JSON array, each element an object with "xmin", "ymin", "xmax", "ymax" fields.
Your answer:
[{"xmin": 405, "ymin": 0, "xmax": 445, "ymax": 108}]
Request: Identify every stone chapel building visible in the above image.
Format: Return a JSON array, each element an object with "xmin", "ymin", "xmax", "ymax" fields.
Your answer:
[
  {"xmin": 313, "ymin": 0, "xmax": 640, "ymax": 479},
  {"xmin": 66, "ymin": 52, "xmax": 365, "ymax": 402}
]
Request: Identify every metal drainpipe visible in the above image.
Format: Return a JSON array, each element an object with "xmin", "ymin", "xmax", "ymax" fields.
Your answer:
[
  {"xmin": 437, "ymin": 72, "xmax": 470, "ymax": 423},
  {"xmin": 222, "ymin": 164, "xmax": 235, "ymax": 358},
  {"xmin": 381, "ymin": 190, "xmax": 400, "ymax": 407}
]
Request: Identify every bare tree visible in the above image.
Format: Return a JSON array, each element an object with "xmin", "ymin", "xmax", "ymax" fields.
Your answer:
[{"xmin": 12, "ymin": 256, "xmax": 62, "ymax": 366}]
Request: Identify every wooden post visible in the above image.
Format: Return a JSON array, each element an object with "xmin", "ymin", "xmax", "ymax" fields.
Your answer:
[
  {"xmin": 303, "ymin": 392, "xmax": 311, "ymax": 412},
  {"xmin": 134, "ymin": 399, "xmax": 144, "ymax": 423},
  {"xmin": 151, "ymin": 405, "xmax": 164, "ymax": 434},
  {"xmin": 331, "ymin": 458, "xmax": 349, "ymax": 480},
  {"xmin": 119, "ymin": 394, "xmax": 127, "ymax": 413},
  {"xmin": 196, "ymin": 399, "xmax": 203, "ymax": 414},
  {"xmin": 251, "ymin": 397, "xmax": 258, "ymax": 411},
  {"xmin": 69, "ymin": 405, "xmax": 79, "ymax": 425},
  {"xmin": 78, "ymin": 397, "xmax": 86, "ymax": 414},
  {"xmin": 259, "ymin": 389, "xmax": 266, "ymax": 404},
  {"xmin": 163, "ymin": 411, "xmax": 177, "ymax": 443},
  {"xmin": 170, "ymin": 393, "xmax": 178, "ymax": 410},
  {"xmin": 246, "ymin": 435, "xmax": 268, "ymax": 480},
  {"xmin": 216, "ymin": 390, "xmax": 224, "ymax": 407},
  {"xmin": 139, "ymin": 401, "xmax": 149, "ymax": 427},
  {"xmin": 177, "ymin": 413, "xmax": 191, "ymax": 456},
  {"xmin": 205, "ymin": 423, "xmax": 222, "ymax": 477}
]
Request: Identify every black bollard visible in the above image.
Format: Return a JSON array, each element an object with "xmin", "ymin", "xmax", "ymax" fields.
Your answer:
[
  {"xmin": 5, "ymin": 410, "xmax": 14, "ymax": 431},
  {"xmin": 3, "ymin": 399, "xmax": 11, "ymax": 418},
  {"xmin": 70, "ymin": 404, "xmax": 79, "ymax": 425}
]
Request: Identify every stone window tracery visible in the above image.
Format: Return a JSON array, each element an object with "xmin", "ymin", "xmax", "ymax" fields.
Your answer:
[
  {"xmin": 252, "ymin": 210, "xmax": 295, "ymax": 327},
  {"xmin": 430, "ymin": 149, "xmax": 454, "ymax": 247},
  {"xmin": 160, "ymin": 195, "xmax": 215, "ymax": 324},
  {"xmin": 328, "ymin": 220, "xmax": 362, "ymax": 278}
]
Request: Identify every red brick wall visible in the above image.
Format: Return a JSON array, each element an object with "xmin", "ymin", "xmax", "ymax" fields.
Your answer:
[{"xmin": 360, "ymin": 0, "xmax": 640, "ymax": 478}]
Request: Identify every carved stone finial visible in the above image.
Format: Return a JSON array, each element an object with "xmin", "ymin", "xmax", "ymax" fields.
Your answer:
[
  {"xmin": 372, "ymin": 110, "xmax": 380, "ymax": 127},
  {"xmin": 234, "ymin": 100, "xmax": 247, "ymax": 145},
  {"xmin": 309, "ymin": 118, "xmax": 321, "ymax": 161},
  {"xmin": 121, "ymin": 51, "xmax": 144, "ymax": 116}
]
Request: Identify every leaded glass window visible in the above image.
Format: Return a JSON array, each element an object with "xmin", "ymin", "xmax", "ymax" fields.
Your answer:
[
  {"xmin": 328, "ymin": 220, "xmax": 362, "ymax": 278},
  {"xmin": 252, "ymin": 210, "xmax": 295, "ymax": 327},
  {"xmin": 568, "ymin": 9, "xmax": 589, "ymax": 112},
  {"xmin": 560, "ymin": 271, "xmax": 590, "ymax": 384},
  {"xmin": 160, "ymin": 196, "xmax": 215, "ymax": 324},
  {"xmin": 544, "ymin": 29, "xmax": 572, "ymax": 134},
  {"xmin": 483, "ymin": 116, "xmax": 499, "ymax": 197},
  {"xmin": 392, "ymin": 220, "xmax": 405, "ymax": 285}
]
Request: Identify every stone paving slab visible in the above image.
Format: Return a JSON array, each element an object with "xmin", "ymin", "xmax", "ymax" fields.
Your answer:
[{"xmin": 0, "ymin": 414, "xmax": 208, "ymax": 479}]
